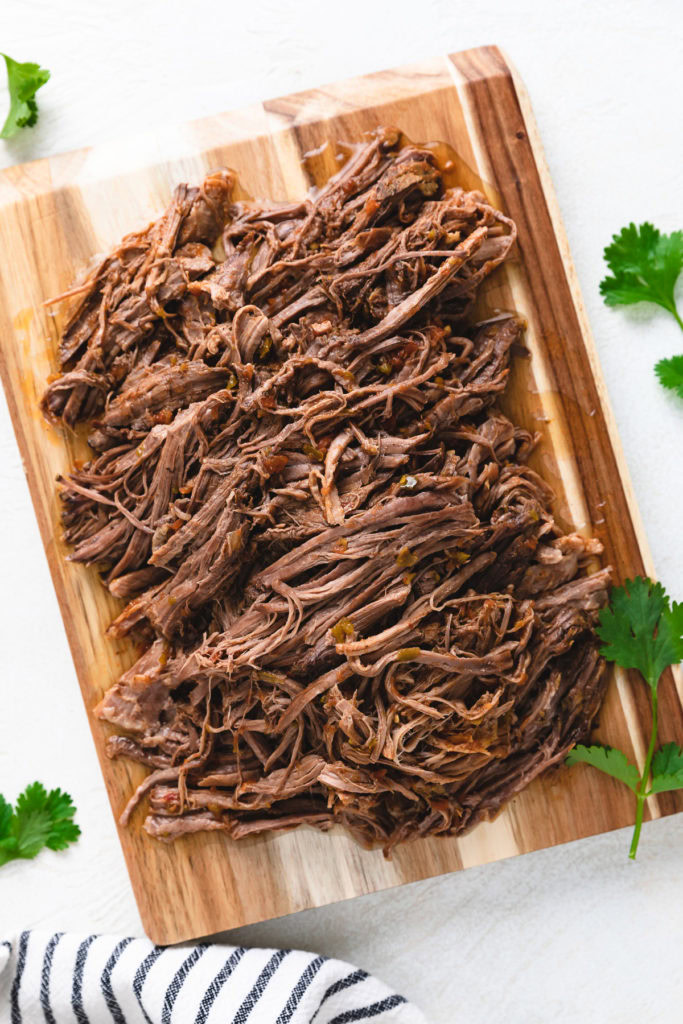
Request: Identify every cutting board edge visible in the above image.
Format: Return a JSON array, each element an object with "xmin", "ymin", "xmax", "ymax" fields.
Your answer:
[
  {"xmin": 151, "ymin": 808, "xmax": 643, "ymax": 945},
  {"xmin": 496, "ymin": 48, "xmax": 682, "ymax": 717},
  {"xmin": 0, "ymin": 55, "xmax": 464, "ymax": 209},
  {"xmin": 498, "ymin": 48, "xmax": 658, "ymax": 582}
]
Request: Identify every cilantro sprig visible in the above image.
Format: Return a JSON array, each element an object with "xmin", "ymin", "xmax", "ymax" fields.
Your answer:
[
  {"xmin": 0, "ymin": 782, "xmax": 80, "ymax": 867},
  {"xmin": 601, "ymin": 223, "xmax": 683, "ymax": 328},
  {"xmin": 567, "ymin": 577, "xmax": 683, "ymax": 858},
  {"xmin": 1, "ymin": 53, "xmax": 50, "ymax": 139},
  {"xmin": 655, "ymin": 354, "xmax": 683, "ymax": 399},
  {"xmin": 600, "ymin": 223, "xmax": 683, "ymax": 400}
]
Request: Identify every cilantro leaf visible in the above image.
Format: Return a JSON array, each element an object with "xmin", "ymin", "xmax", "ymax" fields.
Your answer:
[
  {"xmin": 42, "ymin": 788, "xmax": 81, "ymax": 851},
  {"xmin": 13, "ymin": 783, "xmax": 80, "ymax": 855},
  {"xmin": 566, "ymin": 744, "xmax": 640, "ymax": 792},
  {"xmin": 655, "ymin": 355, "xmax": 683, "ymax": 398},
  {"xmin": 0, "ymin": 793, "xmax": 19, "ymax": 867},
  {"xmin": 600, "ymin": 223, "xmax": 683, "ymax": 328},
  {"xmin": 648, "ymin": 742, "xmax": 683, "ymax": 794},
  {"xmin": 654, "ymin": 600, "xmax": 683, "ymax": 675},
  {"xmin": 653, "ymin": 742, "xmax": 683, "ymax": 777},
  {"xmin": 596, "ymin": 576, "xmax": 681, "ymax": 688},
  {"xmin": 0, "ymin": 794, "xmax": 12, "ymax": 840},
  {"xmin": 0, "ymin": 783, "xmax": 80, "ymax": 868},
  {"xmin": 1, "ymin": 53, "xmax": 50, "ymax": 139},
  {"xmin": 568, "ymin": 576, "xmax": 683, "ymax": 858},
  {"xmin": 0, "ymin": 838, "xmax": 20, "ymax": 868}
]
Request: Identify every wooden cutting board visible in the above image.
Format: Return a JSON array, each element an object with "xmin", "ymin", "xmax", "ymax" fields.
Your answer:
[{"xmin": 1, "ymin": 46, "xmax": 681, "ymax": 945}]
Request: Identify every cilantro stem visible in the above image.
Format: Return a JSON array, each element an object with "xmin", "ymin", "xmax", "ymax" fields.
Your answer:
[
  {"xmin": 630, "ymin": 686, "xmax": 658, "ymax": 859},
  {"xmin": 672, "ymin": 307, "xmax": 683, "ymax": 333},
  {"xmin": 572, "ymin": 577, "xmax": 683, "ymax": 859}
]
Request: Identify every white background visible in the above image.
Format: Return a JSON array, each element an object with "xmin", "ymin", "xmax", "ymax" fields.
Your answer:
[{"xmin": 1, "ymin": 1, "xmax": 683, "ymax": 1021}]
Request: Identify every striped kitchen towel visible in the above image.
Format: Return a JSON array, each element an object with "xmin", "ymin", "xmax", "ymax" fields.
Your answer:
[{"xmin": 0, "ymin": 931, "xmax": 428, "ymax": 1023}]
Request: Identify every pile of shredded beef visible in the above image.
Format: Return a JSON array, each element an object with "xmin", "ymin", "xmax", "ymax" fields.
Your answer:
[{"xmin": 42, "ymin": 128, "xmax": 610, "ymax": 851}]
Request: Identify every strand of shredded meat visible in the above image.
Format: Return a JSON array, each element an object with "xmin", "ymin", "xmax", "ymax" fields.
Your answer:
[{"xmin": 42, "ymin": 127, "xmax": 610, "ymax": 853}]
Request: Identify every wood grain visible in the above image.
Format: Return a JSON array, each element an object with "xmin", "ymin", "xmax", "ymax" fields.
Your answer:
[{"xmin": 1, "ymin": 46, "xmax": 680, "ymax": 944}]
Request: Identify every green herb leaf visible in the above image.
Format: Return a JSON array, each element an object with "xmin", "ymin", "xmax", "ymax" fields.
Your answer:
[
  {"xmin": 0, "ymin": 793, "xmax": 20, "ymax": 867},
  {"xmin": 600, "ymin": 223, "xmax": 683, "ymax": 326},
  {"xmin": 0, "ymin": 783, "xmax": 80, "ymax": 868},
  {"xmin": 653, "ymin": 742, "xmax": 683, "ymax": 776},
  {"xmin": 1, "ymin": 53, "xmax": 50, "ymax": 139},
  {"xmin": 568, "ymin": 576, "xmax": 683, "ymax": 858},
  {"xmin": 566, "ymin": 744, "xmax": 640, "ymax": 792},
  {"xmin": 0, "ymin": 794, "xmax": 12, "ymax": 840},
  {"xmin": 655, "ymin": 355, "xmax": 683, "ymax": 399},
  {"xmin": 656, "ymin": 599, "xmax": 683, "ymax": 673},
  {"xmin": 648, "ymin": 742, "xmax": 683, "ymax": 794},
  {"xmin": 0, "ymin": 838, "xmax": 20, "ymax": 867},
  {"xmin": 596, "ymin": 576, "xmax": 680, "ymax": 689}
]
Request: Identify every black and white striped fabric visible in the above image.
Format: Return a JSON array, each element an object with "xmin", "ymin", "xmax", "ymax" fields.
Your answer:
[{"xmin": 0, "ymin": 931, "xmax": 427, "ymax": 1024}]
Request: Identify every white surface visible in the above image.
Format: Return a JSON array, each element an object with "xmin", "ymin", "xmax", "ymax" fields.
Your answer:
[{"xmin": 1, "ymin": 2, "xmax": 682, "ymax": 1022}]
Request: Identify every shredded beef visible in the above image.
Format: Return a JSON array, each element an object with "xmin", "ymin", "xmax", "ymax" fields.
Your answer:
[{"xmin": 43, "ymin": 128, "xmax": 610, "ymax": 853}]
